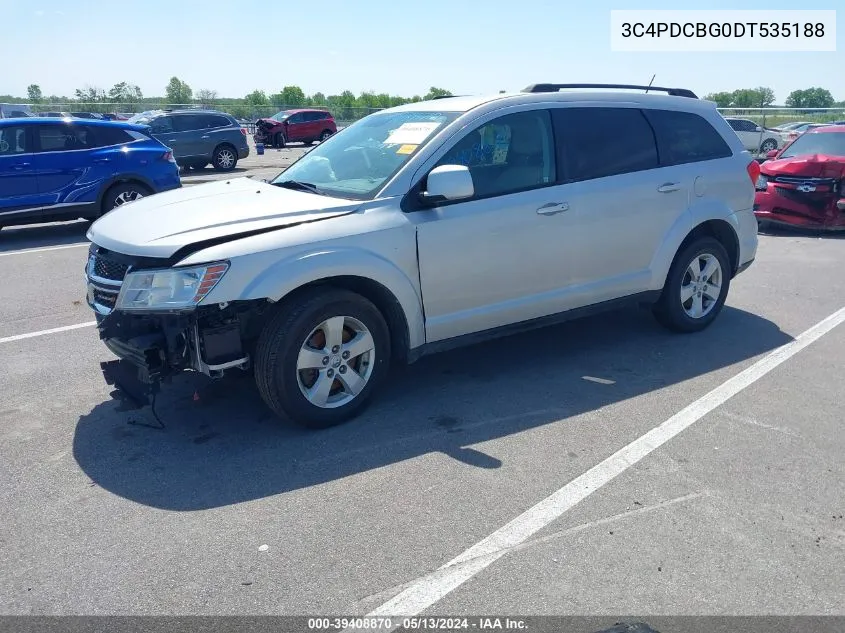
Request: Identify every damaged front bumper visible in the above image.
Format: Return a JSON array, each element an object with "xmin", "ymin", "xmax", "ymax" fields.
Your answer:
[{"xmin": 94, "ymin": 308, "xmax": 251, "ymax": 409}]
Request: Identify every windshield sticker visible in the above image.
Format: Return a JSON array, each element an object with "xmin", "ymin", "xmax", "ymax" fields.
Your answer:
[
  {"xmin": 384, "ymin": 122, "xmax": 442, "ymax": 146},
  {"xmin": 396, "ymin": 144, "xmax": 418, "ymax": 155}
]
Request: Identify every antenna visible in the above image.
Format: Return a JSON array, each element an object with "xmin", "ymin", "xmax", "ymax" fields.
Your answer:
[{"xmin": 645, "ymin": 74, "xmax": 656, "ymax": 93}]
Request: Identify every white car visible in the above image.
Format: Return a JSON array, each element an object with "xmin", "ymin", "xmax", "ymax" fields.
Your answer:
[
  {"xmin": 85, "ymin": 83, "xmax": 760, "ymax": 429},
  {"xmin": 724, "ymin": 117, "xmax": 787, "ymax": 154}
]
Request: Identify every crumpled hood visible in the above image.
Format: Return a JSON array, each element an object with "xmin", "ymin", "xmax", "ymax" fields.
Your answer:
[
  {"xmin": 87, "ymin": 177, "xmax": 359, "ymax": 258},
  {"xmin": 761, "ymin": 154, "xmax": 845, "ymax": 179}
]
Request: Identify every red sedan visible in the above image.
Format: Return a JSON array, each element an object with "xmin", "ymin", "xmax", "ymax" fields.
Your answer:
[{"xmin": 754, "ymin": 125, "xmax": 845, "ymax": 231}]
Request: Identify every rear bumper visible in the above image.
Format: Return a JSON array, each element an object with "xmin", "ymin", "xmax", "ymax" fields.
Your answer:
[{"xmin": 238, "ymin": 146, "xmax": 250, "ymax": 159}]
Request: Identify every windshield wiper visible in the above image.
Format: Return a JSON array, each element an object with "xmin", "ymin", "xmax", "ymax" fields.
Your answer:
[{"xmin": 273, "ymin": 180, "xmax": 326, "ymax": 196}]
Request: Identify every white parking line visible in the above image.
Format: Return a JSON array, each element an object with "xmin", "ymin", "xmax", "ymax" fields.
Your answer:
[
  {"xmin": 364, "ymin": 304, "xmax": 845, "ymax": 622},
  {"xmin": 0, "ymin": 321, "xmax": 96, "ymax": 345},
  {"xmin": 0, "ymin": 243, "xmax": 89, "ymax": 258}
]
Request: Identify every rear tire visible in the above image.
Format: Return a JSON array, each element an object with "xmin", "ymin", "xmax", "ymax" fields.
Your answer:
[
  {"xmin": 100, "ymin": 182, "xmax": 149, "ymax": 216},
  {"xmin": 319, "ymin": 129, "xmax": 333, "ymax": 142},
  {"xmin": 652, "ymin": 237, "xmax": 731, "ymax": 333},
  {"xmin": 212, "ymin": 145, "xmax": 237, "ymax": 171},
  {"xmin": 254, "ymin": 288, "xmax": 391, "ymax": 429}
]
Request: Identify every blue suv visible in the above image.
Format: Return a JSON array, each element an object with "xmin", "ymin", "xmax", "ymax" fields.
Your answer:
[{"xmin": 0, "ymin": 117, "xmax": 181, "ymax": 230}]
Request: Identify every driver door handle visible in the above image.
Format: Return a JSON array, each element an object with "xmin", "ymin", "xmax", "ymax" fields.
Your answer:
[
  {"xmin": 537, "ymin": 202, "xmax": 569, "ymax": 215},
  {"xmin": 657, "ymin": 182, "xmax": 681, "ymax": 193}
]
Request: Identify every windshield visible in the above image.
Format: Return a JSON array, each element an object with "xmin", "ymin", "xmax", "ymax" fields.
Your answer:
[
  {"xmin": 271, "ymin": 111, "xmax": 291, "ymax": 122},
  {"xmin": 780, "ymin": 131, "xmax": 845, "ymax": 158},
  {"xmin": 271, "ymin": 110, "xmax": 460, "ymax": 199}
]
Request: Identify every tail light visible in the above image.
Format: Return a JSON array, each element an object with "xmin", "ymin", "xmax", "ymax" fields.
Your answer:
[
  {"xmin": 747, "ymin": 159, "xmax": 761, "ymax": 186},
  {"xmin": 240, "ymin": 128, "xmax": 247, "ymax": 136},
  {"xmin": 162, "ymin": 150, "xmax": 176, "ymax": 163}
]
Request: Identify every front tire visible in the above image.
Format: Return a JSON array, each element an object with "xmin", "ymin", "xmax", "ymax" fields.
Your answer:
[
  {"xmin": 254, "ymin": 288, "xmax": 391, "ymax": 429},
  {"xmin": 212, "ymin": 145, "xmax": 237, "ymax": 171},
  {"xmin": 274, "ymin": 132, "xmax": 286, "ymax": 148},
  {"xmin": 653, "ymin": 237, "xmax": 731, "ymax": 333}
]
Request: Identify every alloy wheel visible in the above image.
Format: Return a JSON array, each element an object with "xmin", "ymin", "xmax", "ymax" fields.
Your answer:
[
  {"xmin": 680, "ymin": 253, "xmax": 722, "ymax": 319},
  {"xmin": 296, "ymin": 316, "xmax": 376, "ymax": 409}
]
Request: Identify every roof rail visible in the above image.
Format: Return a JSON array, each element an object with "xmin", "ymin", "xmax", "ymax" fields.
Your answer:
[{"xmin": 522, "ymin": 83, "xmax": 698, "ymax": 99}]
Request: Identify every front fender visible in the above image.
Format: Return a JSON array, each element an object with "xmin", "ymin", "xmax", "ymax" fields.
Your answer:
[
  {"xmin": 648, "ymin": 200, "xmax": 739, "ymax": 290},
  {"xmin": 211, "ymin": 247, "xmax": 426, "ymax": 350}
]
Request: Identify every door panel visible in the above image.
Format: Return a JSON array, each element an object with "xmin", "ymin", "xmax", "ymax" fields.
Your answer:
[
  {"xmin": 285, "ymin": 113, "xmax": 306, "ymax": 141},
  {"xmin": 150, "ymin": 116, "xmax": 187, "ymax": 159},
  {"xmin": 0, "ymin": 125, "xmax": 40, "ymax": 220},
  {"xmin": 415, "ymin": 109, "xmax": 573, "ymax": 342},
  {"xmin": 32, "ymin": 124, "xmax": 114, "ymax": 216}
]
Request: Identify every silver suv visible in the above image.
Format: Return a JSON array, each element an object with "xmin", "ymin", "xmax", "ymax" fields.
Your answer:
[{"xmin": 85, "ymin": 83, "xmax": 759, "ymax": 429}]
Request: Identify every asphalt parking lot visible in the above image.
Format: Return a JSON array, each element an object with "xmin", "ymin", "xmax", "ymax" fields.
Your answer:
[{"xmin": 0, "ymin": 206, "xmax": 843, "ymax": 622}]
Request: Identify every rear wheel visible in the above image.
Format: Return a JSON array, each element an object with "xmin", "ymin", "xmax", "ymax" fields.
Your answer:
[
  {"xmin": 212, "ymin": 145, "xmax": 237, "ymax": 171},
  {"xmin": 652, "ymin": 237, "xmax": 731, "ymax": 333},
  {"xmin": 319, "ymin": 129, "xmax": 333, "ymax": 142},
  {"xmin": 100, "ymin": 182, "xmax": 149, "ymax": 216},
  {"xmin": 254, "ymin": 288, "xmax": 391, "ymax": 429}
]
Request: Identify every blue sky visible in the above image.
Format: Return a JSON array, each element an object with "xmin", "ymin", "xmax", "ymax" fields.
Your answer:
[{"xmin": 1, "ymin": 0, "xmax": 841, "ymax": 102}]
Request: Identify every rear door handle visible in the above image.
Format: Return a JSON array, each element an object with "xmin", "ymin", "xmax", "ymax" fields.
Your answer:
[
  {"xmin": 93, "ymin": 158, "xmax": 111, "ymax": 164},
  {"xmin": 657, "ymin": 182, "xmax": 681, "ymax": 193},
  {"xmin": 201, "ymin": 135, "xmax": 210, "ymax": 139},
  {"xmin": 11, "ymin": 162, "xmax": 31, "ymax": 170},
  {"xmin": 537, "ymin": 202, "xmax": 569, "ymax": 215}
]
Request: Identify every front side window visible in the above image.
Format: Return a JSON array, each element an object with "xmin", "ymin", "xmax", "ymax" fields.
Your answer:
[
  {"xmin": 0, "ymin": 126, "xmax": 29, "ymax": 154},
  {"xmin": 434, "ymin": 110, "xmax": 556, "ymax": 198},
  {"xmin": 271, "ymin": 110, "xmax": 459, "ymax": 200},
  {"xmin": 149, "ymin": 116, "xmax": 174, "ymax": 134},
  {"xmin": 270, "ymin": 111, "xmax": 291, "ymax": 122},
  {"xmin": 552, "ymin": 107, "xmax": 658, "ymax": 182}
]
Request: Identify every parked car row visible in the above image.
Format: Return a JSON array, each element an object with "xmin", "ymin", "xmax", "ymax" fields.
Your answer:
[{"xmin": 0, "ymin": 116, "xmax": 181, "ymax": 230}]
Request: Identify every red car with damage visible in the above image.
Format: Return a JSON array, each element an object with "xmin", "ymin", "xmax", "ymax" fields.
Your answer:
[
  {"xmin": 253, "ymin": 108, "xmax": 337, "ymax": 148},
  {"xmin": 754, "ymin": 125, "xmax": 845, "ymax": 231}
]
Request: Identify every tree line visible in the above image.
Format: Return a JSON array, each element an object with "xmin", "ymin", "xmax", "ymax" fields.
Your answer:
[
  {"xmin": 2, "ymin": 78, "xmax": 456, "ymax": 120},
  {"xmin": 702, "ymin": 86, "xmax": 841, "ymax": 109},
  {"xmin": 4, "ymin": 78, "xmax": 842, "ymax": 118}
]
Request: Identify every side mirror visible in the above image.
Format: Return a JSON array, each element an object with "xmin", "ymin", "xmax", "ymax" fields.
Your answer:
[
  {"xmin": 766, "ymin": 150, "xmax": 779, "ymax": 159},
  {"xmin": 421, "ymin": 165, "xmax": 474, "ymax": 203},
  {"xmin": 755, "ymin": 126, "xmax": 763, "ymax": 132},
  {"xmin": 837, "ymin": 199, "xmax": 845, "ymax": 211}
]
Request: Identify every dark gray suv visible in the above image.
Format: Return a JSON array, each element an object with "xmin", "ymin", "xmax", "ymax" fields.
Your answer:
[{"xmin": 128, "ymin": 109, "xmax": 249, "ymax": 171}]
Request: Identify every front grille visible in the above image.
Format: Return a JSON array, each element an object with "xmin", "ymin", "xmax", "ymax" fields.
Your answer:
[
  {"xmin": 93, "ymin": 255, "xmax": 129, "ymax": 282},
  {"xmin": 93, "ymin": 288, "xmax": 118, "ymax": 310},
  {"xmin": 774, "ymin": 186, "xmax": 831, "ymax": 210}
]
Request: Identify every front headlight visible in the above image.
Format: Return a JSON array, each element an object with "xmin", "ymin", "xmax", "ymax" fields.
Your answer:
[
  {"xmin": 755, "ymin": 174, "xmax": 769, "ymax": 191},
  {"xmin": 115, "ymin": 262, "xmax": 229, "ymax": 311}
]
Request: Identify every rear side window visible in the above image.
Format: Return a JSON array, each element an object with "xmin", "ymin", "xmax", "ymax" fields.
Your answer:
[
  {"xmin": 644, "ymin": 110, "xmax": 733, "ymax": 166},
  {"xmin": 36, "ymin": 124, "xmax": 94, "ymax": 151},
  {"xmin": 0, "ymin": 126, "xmax": 30, "ymax": 154},
  {"xmin": 552, "ymin": 107, "xmax": 658, "ymax": 182},
  {"xmin": 173, "ymin": 115, "xmax": 204, "ymax": 132}
]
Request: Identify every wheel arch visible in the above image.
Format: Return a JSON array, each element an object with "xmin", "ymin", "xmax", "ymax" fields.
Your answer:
[
  {"xmin": 96, "ymin": 174, "xmax": 154, "ymax": 210},
  {"xmin": 202, "ymin": 247, "xmax": 426, "ymax": 362},
  {"xmin": 651, "ymin": 207, "xmax": 741, "ymax": 292}
]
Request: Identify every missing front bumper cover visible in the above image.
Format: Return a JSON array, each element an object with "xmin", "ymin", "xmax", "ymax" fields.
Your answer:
[{"xmin": 101, "ymin": 359, "xmax": 160, "ymax": 410}]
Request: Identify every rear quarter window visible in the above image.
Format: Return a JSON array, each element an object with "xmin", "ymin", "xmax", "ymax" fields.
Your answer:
[
  {"xmin": 92, "ymin": 126, "xmax": 135, "ymax": 146},
  {"xmin": 643, "ymin": 109, "xmax": 733, "ymax": 166}
]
